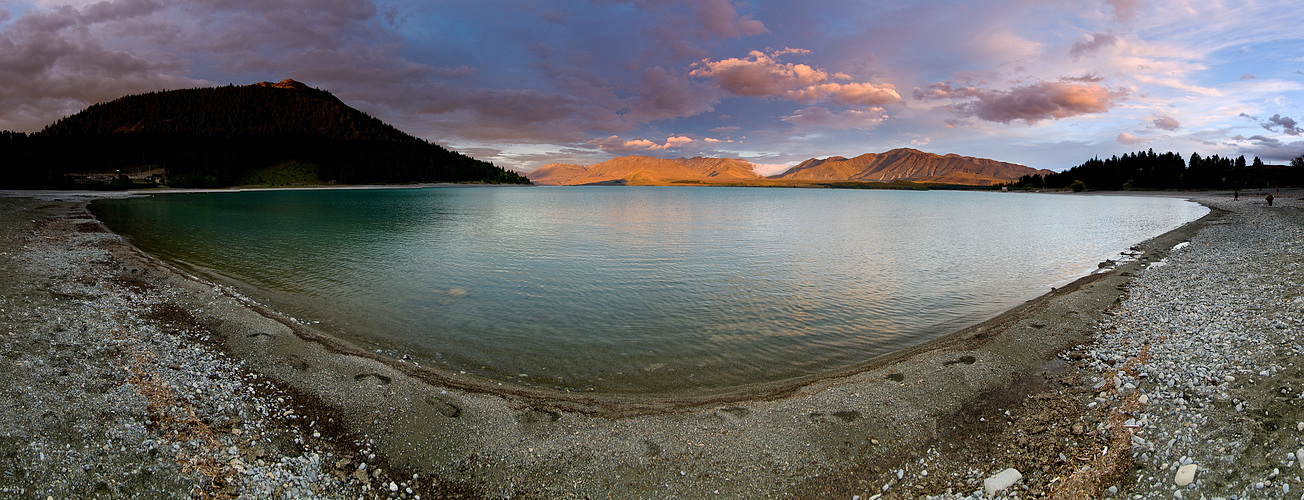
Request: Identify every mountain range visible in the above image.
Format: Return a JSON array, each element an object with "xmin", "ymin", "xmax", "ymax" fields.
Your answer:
[{"xmin": 529, "ymin": 148, "xmax": 1051, "ymax": 186}]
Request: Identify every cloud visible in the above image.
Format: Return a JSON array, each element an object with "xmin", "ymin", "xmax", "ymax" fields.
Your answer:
[
  {"xmin": 690, "ymin": 48, "xmax": 901, "ymax": 106},
  {"xmin": 690, "ymin": 48, "xmax": 828, "ymax": 97},
  {"xmin": 916, "ymin": 79, "xmax": 1128, "ymax": 124},
  {"xmin": 1240, "ymin": 74, "xmax": 1256, "ymax": 80},
  {"xmin": 436, "ymin": 66, "xmax": 477, "ymax": 79},
  {"xmin": 688, "ymin": 0, "xmax": 767, "ymax": 38},
  {"xmin": 1153, "ymin": 115, "xmax": 1181, "ymax": 131},
  {"xmin": 629, "ymin": 66, "xmax": 720, "ymax": 122},
  {"xmin": 1069, "ymin": 33, "xmax": 1117, "ymax": 60},
  {"xmin": 588, "ymin": 134, "xmax": 699, "ymax": 153},
  {"xmin": 0, "ymin": 0, "xmax": 208, "ymax": 131},
  {"xmin": 1230, "ymin": 135, "xmax": 1304, "ymax": 161},
  {"xmin": 912, "ymin": 82, "xmax": 983, "ymax": 101},
  {"xmin": 787, "ymin": 82, "xmax": 901, "ymax": 106},
  {"xmin": 1116, "ymin": 132, "xmax": 1145, "ymax": 144},
  {"xmin": 1107, "ymin": 0, "xmax": 1143, "ymax": 21},
  {"xmin": 781, "ymin": 107, "xmax": 888, "ymax": 129},
  {"xmin": 750, "ymin": 163, "xmax": 791, "ymax": 176},
  {"xmin": 1263, "ymin": 114, "xmax": 1301, "ymax": 136}
]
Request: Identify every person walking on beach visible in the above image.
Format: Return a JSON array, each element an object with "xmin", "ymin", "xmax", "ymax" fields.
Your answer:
[
  {"xmin": 1235, "ymin": 190, "xmax": 1239, "ymax": 201},
  {"xmin": 1267, "ymin": 194, "xmax": 1274, "ymax": 206}
]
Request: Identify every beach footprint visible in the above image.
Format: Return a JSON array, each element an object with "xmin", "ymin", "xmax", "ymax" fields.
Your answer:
[
  {"xmin": 810, "ymin": 410, "xmax": 861, "ymax": 423},
  {"xmin": 714, "ymin": 407, "xmax": 750, "ymax": 426},
  {"xmin": 520, "ymin": 408, "xmax": 561, "ymax": 423},
  {"xmin": 943, "ymin": 355, "xmax": 978, "ymax": 366},
  {"xmin": 353, "ymin": 372, "xmax": 392, "ymax": 385},
  {"xmin": 424, "ymin": 396, "xmax": 462, "ymax": 418}
]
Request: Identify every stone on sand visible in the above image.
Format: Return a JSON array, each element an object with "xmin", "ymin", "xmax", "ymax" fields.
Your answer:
[
  {"xmin": 1175, "ymin": 463, "xmax": 1198, "ymax": 487},
  {"xmin": 983, "ymin": 468, "xmax": 1022, "ymax": 497}
]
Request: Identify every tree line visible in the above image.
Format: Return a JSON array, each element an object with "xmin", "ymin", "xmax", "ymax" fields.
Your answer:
[{"xmin": 1005, "ymin": 149, "xmax": 1304, "ymax": 191}]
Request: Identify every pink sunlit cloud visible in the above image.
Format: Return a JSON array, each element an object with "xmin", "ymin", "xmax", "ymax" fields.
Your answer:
[
  {"xmin": 918, "ymin": 79, "xmax": 1128, "ymax": 124},
  {"xmin": 1153, "ymin": 115, "xmax": 1181, "ymax": 131},
  {"xmin": 1117, "ymin": 132, "xmax": 1145, "ymax": 144}
]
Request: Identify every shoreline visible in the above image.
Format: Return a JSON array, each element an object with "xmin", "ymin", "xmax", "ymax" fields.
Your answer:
[
  {"xmin": 81, "ymin": 187, "xmax": 1206, "ymax": 415},
  {"xmin": 0, "ymin": 188, "xmax": 1291, "ymax": 498}
]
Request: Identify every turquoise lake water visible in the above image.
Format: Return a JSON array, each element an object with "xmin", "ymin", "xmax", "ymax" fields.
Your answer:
[{"xmin": 91, "ymin": 187, "xmax": 1208, "ymax": 394}]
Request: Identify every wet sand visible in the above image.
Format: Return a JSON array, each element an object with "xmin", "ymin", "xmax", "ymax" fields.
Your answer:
[{"xmin": 0, "ymin": 188, "xmax": 1275, "ymax": 498}]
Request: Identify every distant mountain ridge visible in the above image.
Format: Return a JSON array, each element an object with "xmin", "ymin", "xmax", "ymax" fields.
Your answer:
[
  {"xmin": 529, "ymin": 156, "xmax": 760, "ymax": 185},
  {"xmin": 528, "ymin": 148, "xmax": 1049, "ymax": 186},
  {"xmin": 1, "ymin": 79, "xmax": 529, "ymax": 188},
  {"xmin": 778, "ymin": 148, "xmax": 1051, "ymax": 185}
]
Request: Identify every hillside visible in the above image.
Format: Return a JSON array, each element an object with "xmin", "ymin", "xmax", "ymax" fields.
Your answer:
[
  {"xmin": 529, "ymin": 156, "xmax": 761, "ymax": 185},
  {"xmin": 0, "ymin": 79, "xmax": 529, "ymax": 188},
  {"xmin": 528, "ymin": 149, "xmax": 1046, "ymax": 186},
  {"xmin": 776, "ymin": 148, "xmax": 1051, "ymax": 185}
]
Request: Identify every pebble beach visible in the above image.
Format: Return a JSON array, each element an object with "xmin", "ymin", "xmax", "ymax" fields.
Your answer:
[{"xmin": 0, "ymin": 189, "xmax": 1299, "ymax": 499}]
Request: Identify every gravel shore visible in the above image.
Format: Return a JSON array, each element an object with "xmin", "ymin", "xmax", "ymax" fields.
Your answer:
[{"xmin": 0, "ymin": 189, "xmax": 1294, "ymax": 499}]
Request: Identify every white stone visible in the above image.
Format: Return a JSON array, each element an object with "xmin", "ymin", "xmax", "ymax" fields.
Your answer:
[
  {"xmin": 1174, "ymin": 464, "xmax": 1198, "ymax": 487},
  {"xmin": 984, "ymin": 468, "xmax": 1022, "ymax": 497},
  {"xmin": 1225, "ymin": 375, "xmax": 1236, "ymax": 382},
  {"xmin": 1139, "ymin": 394, "xmax": 1150, "ymax": 405},
  {"xmin": 1299, "ymin": 449, "xmax": 1304, "ymax": 471},
  {"xmin": 1297, "ymin": 422, "xmax": 1304, "ymax": 432}
]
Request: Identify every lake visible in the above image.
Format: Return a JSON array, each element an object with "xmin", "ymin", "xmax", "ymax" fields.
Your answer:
[{"xmin": 91, "ymin": 187, "xmax": 1208, "ymax": 394}]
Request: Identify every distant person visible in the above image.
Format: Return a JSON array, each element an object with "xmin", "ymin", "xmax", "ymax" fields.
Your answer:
[
  {"xmin": 1234, "ymin": 190, "xmax": 1239, "ymax": 201},
  {"xmin": 1267, "ymin": 194, "xmax": 1274, "ymax": 206}
]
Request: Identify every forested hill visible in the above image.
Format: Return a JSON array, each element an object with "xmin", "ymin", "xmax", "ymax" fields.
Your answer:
[
  {"xmin": 1006, "ymin": 149, "xmax": 1303, "ymax": 191},
  {"xmin": 0, "ymin": 79, "xmax": 530, "ymax": 188}
]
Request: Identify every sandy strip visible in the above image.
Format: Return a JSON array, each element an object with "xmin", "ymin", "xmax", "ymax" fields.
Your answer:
[{"xmin": 0, "ymin": 188, "xmax": 1279, "ymax": 499}]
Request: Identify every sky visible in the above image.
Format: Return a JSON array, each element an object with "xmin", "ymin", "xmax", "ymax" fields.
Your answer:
[{"xmin": 2, "ymin": 0, "xmax": 1303, "ymax": 174}]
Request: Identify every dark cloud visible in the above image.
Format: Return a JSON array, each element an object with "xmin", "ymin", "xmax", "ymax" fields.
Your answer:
[
  {"xmin": 0, "ymin": 0, "xmax": 205, "ymax": 131},
  {"xmin": 1063, "ymin": 73, "xmax": 1106, "ymax": 82},
  {"xmin": 912, "ymin": 82, "xmax": 984, "ymax": 101},
  {"xmin": 1153, "ymin": 115, "xmax": 1180, "ymax": 131},
  {"xmin": 1263, "ymin": 114, "xmax": 1301, "ymax": 136},
  {"xmin": 916, "ymin": 79, "xmax": 1127, "ymax": 124},
  {"xmin": 1232, "ymin": 135, "xmax": 1304, "ymax": 161},
  {"xmin": 630, "ymin": 66, "xmax": 720, "ymax": 121},
  {"xmin": 1069, "ymin": 33, "xmax": 1117, "ymax": 60},
  {"xmin": 690, "ymin": 0, "xmax": 768, "ymax": 38}
]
